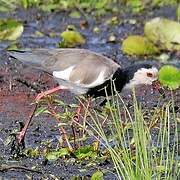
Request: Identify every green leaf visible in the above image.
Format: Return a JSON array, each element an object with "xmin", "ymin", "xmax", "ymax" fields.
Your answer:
[
  {"xmin": 46, "ymin": 148, "xmax": 70, "ymax": 161},
  {"xmin": 91, "ymin": 170, "xmax": 103, "ymax": 180},
  {"xmin": 159, "ymin": 65, "xmax": 180, "ymax": 90},
  {"xmin": 35, "ymin": 107, "xmax": 50, "ymax": 116},
  {"xmin": 69, "ymin": 11, "xmax": 81, "ymax": 19},
  {"xmin": 74, "ymin": 145, "xmax": 97, "ymax": 160},
  {"xmin": 127, "ymin": 0, "xmax": 144, "ymax": 13},
  {"xmin": 122, "ymin": 35, "xmax": 159, "ymax": 56},
  {"xmin": 53, "ymin": 99, "xmax": 66, "ymax": 106},
  {"xmin": 21, "ymin": 0, "xmax": 28, "ymax": 9},
  {"xmin": 0, "ymin": 19, "xmax": 23, "ymax": 41},
  {"xmin": 144, "ymin": 17, "xmax": 180, "ymax": 51},
  {"xmin": 95, "ymin": 0, "xmax": 108, "ymax": 9},
  {"xmin": 60, "ymin": 26, "xmax": 86, "ymax": 47},
  {"xmin": 24, "ymin": 147, "xmax": 39, "ymax": 158},
  {"xmin": 40, "ymin": 3, "xmax": 61, "ymax": 12}
]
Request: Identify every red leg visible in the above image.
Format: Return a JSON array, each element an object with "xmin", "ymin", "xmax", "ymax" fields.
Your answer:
[
  {"xmin": 17, "ymin": 104, "xmax": 37, "ymax": 144},
  {"xmin": 17, "ymin": 86, "xmax": 63, "ymax": 144},
  {"xmin": 35, "ymin": 86, "xmax": 62, "ymax": 102}
]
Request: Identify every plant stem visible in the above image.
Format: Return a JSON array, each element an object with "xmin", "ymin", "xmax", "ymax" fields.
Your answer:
[{"xmin": 47, "ymin": 100, "xmax": 73, "ymax": 152}]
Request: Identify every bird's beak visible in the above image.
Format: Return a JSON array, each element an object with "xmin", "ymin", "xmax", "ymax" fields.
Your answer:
[{"xmin": 152, "ymin": 80, "xmax": 165, "ymax": 97}]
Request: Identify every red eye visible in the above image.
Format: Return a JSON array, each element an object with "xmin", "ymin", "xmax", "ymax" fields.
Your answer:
[{"xmin": 147, "ymin": 72, "xmax": 153, "ymax": 77}]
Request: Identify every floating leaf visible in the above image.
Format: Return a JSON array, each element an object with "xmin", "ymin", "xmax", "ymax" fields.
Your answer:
[
  {"xmin": 144, "ymin": 17, "xmax": 180, "ymax": 51},
  {"xmin": 127, "ymin": 0, "xmax": 144, "ymax": 13},
  {"xmin": 69, "ymin": 11, "xmax": 81, "ymax": 19},
  {"xmin": 91, "ymin": 170, "xmax": 103, "ymax": 180},
  {"xmin": 74, "ymin": 145, "xmax": 97, "ymax": 159},
  {"xmin": 40, "ymin": 3, "xmax": 61, "ymax": 12},
  {"xmin": 0, "ymin": 19, "xmax": 24, "ymax": 41},
  {"xmin": 159, "ymin": 65, "xmax": 180, "ymax": 90},
  {"xmin": 122, "ymin": 35, "xmax": 159, "ymax": 56},
  {"xmin": 60, "ymin": 26, "xmax": 86, "ymax": 47},
  {"xmin": 46, "ymin": 148, "xmax": 70, "ymax": 161}
]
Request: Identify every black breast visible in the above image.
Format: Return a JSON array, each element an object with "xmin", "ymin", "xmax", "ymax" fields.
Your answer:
[{"xmin": 87, "ymin": 68, "xmax": 127, "ymax": 98}]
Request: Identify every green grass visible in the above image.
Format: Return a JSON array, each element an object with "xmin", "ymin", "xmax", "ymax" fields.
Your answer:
[
  {"xmin": 22, "ymin": 84, "xmax": 179, "ymax": 179},
  {"xmin": 86, "ymin": 91, "xmax": 179, "ymax": 179}
]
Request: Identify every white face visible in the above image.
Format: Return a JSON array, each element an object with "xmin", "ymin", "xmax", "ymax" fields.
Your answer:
[{"xmin": 124, "ymin": 67, "xmax": 159, "ymax": 89}]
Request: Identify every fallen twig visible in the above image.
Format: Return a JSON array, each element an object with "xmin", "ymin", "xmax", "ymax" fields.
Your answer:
[{"xmin": 0, "ymin": 164, "xmax": 42, "ymax": 173}]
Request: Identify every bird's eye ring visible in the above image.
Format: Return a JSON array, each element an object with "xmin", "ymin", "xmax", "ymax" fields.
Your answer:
[{"xmin": 147, "ymin": 72, "xmax": 153, "ymax": 77}]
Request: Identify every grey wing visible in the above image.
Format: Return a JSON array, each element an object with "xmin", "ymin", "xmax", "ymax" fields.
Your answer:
[
  {"xmin": 9, "ymin": 48, "xmax": 119, "ymax": 69},
  {"xmin": 8, "ymin": 48, "xmax": 95, "ymax": 71},
  {"xmin": 41, "ymin": 48, "xmax": 120, "ymax": 73},
  {"xmin": 9, "ymin": 48, "xmax": 120, "ymax": 86},
  {"xmin": 53, "ymin": 57, "xmax": 119, "ymax": 89},
  {"xmin": 8, "ymin": 48, "xmax": 81, "ymax": 70}
]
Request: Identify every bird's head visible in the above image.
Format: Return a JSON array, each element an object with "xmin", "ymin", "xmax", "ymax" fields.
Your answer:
[{"xmin": 123, "ymin": 64, "xmax": 159, "ymax": 89}]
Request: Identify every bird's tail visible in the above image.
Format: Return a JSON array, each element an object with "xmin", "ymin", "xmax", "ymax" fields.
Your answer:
[{"xmin": 8, "ymin": 49, "xmax": 47, "ymax": 69}]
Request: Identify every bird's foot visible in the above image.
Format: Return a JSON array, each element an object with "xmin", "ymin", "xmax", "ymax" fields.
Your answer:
[{"xmin": 10, "ymin": 125, "xmax": 25, "ymax": 158}]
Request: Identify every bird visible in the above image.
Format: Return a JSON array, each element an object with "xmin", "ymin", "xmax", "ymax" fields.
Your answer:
[
  {"xmin": 8, "ymin": 48, "xmax": 159, "ymax": 144},
  {"xmin": 9, "ymin": 48, "xmax": 159, "ymax": 98}
]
